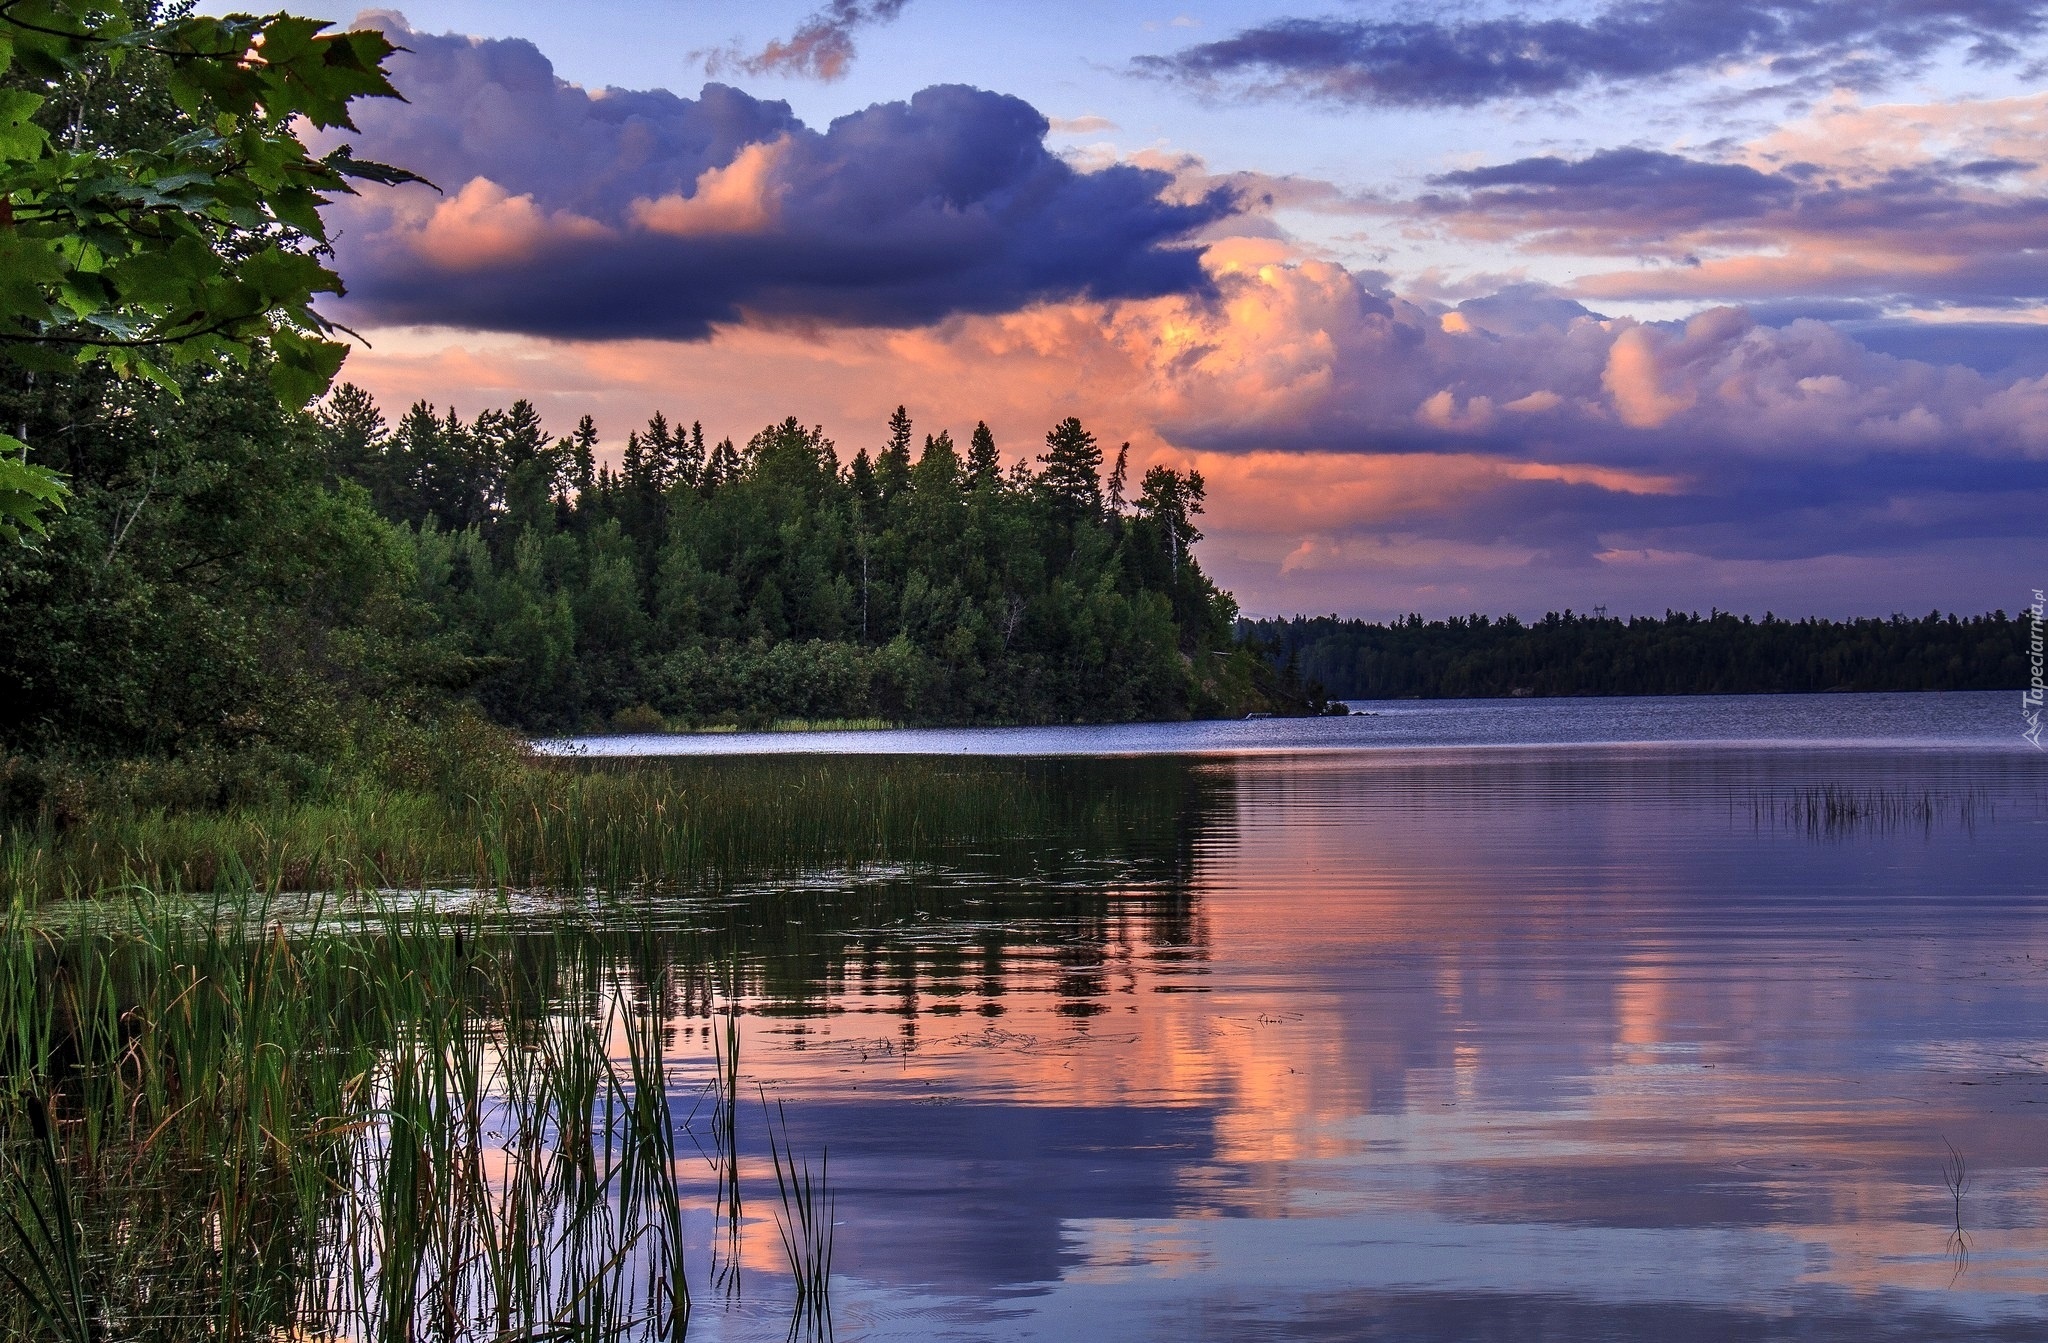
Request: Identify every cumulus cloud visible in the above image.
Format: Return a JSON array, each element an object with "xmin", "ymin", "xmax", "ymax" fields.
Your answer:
[
  {"xmin": 1133, "ymin": 0, "xmax": 2048, "ymax": 107},
  {"xmin": 1123, "ymin": 258, "xmax": 2048, "ymax": 471},
  {"xmin": 318, "ymin": 18, "xmax": 1233, "ymax": 339}
]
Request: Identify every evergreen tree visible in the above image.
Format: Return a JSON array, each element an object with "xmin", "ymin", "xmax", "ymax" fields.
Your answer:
[
  {"xmin": 621, "ymin": 431, "xmax": 646, "ymax": 493},
  {"xmin": 641, "ymin": 412, "xmax": 677, "ymax": 491},
  {"xmin": 571, "ymin": 416, "xmax": 599, "ymax": 495},
  {"xmin": 681, "ymin": 422, "xmax": 707, "ymax": 489},
  {"xmin": 1107, "ymin": 442, "xmax": 1131, "ymax": 514},
  {"xmin": 1037, "ymin": 417, "xmax": 1103, "ymax": 519},
  {"xmin": 318, "ymin": 383, "xmax": 388, "ymax": 490},
  {"xmin": 1135, "ymin": 466, "xmax": 1205, "ymax": 575},
  {"xmin": 916, "ymin": 430, "xmax": 961, "ymax": 488},
  {"xmin": 967, "ymin": 422, "xmax": 1001, "ymax": 490},
  {"xmin": 713, "ymin": 438, "xmax": 741, "ymax": 491},
  {"xmin": 877, "ymin": 406, "xmax": 914, "ymax": 503},
  {"xmin": 848, "ymin": 448, "xmax": 880, "ymax": 514}
]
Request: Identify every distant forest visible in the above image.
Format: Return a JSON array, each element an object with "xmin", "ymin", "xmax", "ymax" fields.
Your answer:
[
  {"xmin": 315, "ymin": 389, "xmax": 1304, "ymax": 730},
  {"xmin": 1246, "ymin": 610, "xmax": 2031, "ymax": 700}
]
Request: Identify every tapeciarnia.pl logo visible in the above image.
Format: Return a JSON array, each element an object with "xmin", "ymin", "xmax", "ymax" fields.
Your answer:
[{"xmin": 2025, "ymin": 589, "xmax": 2044, "ymax": 750}]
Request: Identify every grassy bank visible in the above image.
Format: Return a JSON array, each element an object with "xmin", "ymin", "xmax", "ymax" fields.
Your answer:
[{"xmin": 1, "ymin": 728, "xmax": 1223, "ymax": 906}]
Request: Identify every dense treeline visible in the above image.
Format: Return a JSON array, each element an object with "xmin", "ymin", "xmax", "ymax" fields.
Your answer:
[
  {"xmin": 315, "ymin": 389, "xmax": 1296, "ymax": 730},
  {"xmin": 0, "ymin": 356, "xmax": 465, "ymax": 808},
  {"xmin": 1247, "ymin": 610, "xmax": 2032, "ymax": 700},
  {"xmin": 0, "ymin": 355, "xmax": 1300, "ymax": 812}
]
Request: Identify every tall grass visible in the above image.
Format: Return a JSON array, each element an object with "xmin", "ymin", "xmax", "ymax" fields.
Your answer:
[
  {"xmin": 0, "ymin": 893, "xmax": 820, "ymax": 1341},
  {"xmin": 2, "ymin": 755, "xmax": 1228, "ymax": 905},
  {"xmin": 763, "ymin": 1092, "xmax": 833, "ymax": 1339},
  {"xmin": 0, "ymin": 751, "xmax": 1236, "ymax": 1335}
]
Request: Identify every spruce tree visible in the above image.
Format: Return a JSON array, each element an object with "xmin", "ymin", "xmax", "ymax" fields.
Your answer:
[
  {"xmin": 642, "ymin": 412, "xmax": 676, "ymax": 490},
  {"xmin": 1038, "ymin": 417, "xmax": 1103, "ymax": 518},
  {"xmin": 681, "ymin": 421, "xmax": 707, "ymax": 489},
  {"xmin": 878, "ymin": 406, "xmax": 914, "ymax": 503},
  {"xmin": 967, "ymin": 421, "xmax": 1001, "ymax": 489},
  {"xmin": 317, "ymin": 383, "xmax": 388, "ymax": 494},
  {"xmin": 572, "ymin": 416, "xmax": 599, "ymax": 495}
]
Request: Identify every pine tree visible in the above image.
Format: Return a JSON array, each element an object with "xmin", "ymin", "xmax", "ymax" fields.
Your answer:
[
  {"xmin": 317, "ymin": 383, "xmax": 387, "ymax": 489},
  {"xmin": 1136, "ymin": 465, "xmax": 1206, "ymax": 574},
  {"xmin": 498, "ymin": 401, "xmax": 548, "ymax": 470},
  {"xmin": 1107, "ymin": 442, "xmax": 1130, "ymax": 514},
  {"xmin": 706, "ymin": 437, "xmax": 741, "ymax": 491},
  {"xmin": 916, "ymin": 430, "xmax": 960, "ymax": 487},
  {"xmin": 878, "ymin": 406, "xmax": 913, "ymax": 503},
  {"xmin": 642, "ymin": 412, "xmax": 676, "ymax": 491},
  {"xmin": 572, "ymin": 416, "xmax": 599, "ymax": 495},
  {"xmin": 475, "ymin": 400, "xmax": 551, "ymax": 529},
  {"xmin": 390, "ymin": 401, "xmax": 446, "ymax": 528},
  {"xmin": 848, "ymin": 447, "xmax": 879, "ymax": 513},
  {"xmin": 1037, "ymin": 417, "xmax": 1102, "ymax": 518},
  {"xmin": 621, "ymin": 431, "xmax": 646, "ymax": 491},
  {"xmin": 967, "ymin": 421, "xmax": 1000, "ymax": 490},
  {"xmin": 680, "ymin": 421, "xmax": 707, "ymax": 489}
]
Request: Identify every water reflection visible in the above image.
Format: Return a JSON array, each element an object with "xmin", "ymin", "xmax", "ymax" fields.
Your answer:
[
  {"xmin": 17, "ymin": 742, "xmax": 2045, "ymax": 1340},
  {"xmin": 610, "ymin": 744, "xmax": 2048, "ymax": 1341}
]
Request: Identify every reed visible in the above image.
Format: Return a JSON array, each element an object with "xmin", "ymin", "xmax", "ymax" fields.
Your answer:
[
  {"xmin": 0, "ymin": 891, "xmax": 836, "ymax": 1341},
  {"xmin": 762, "ymin": 1090, "xmax": 834, "ymax": 1337},
  {"xmin": 1747, "ymin": 785, "xmax": 1992, "ymax": 836},
  {"xmin": 1, "ymin": 755, "xmax": 1219, "ymax": 906}
]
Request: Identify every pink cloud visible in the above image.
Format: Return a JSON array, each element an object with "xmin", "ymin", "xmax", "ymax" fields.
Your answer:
[
  {"xmin": 399, "ymin": 178, "xmax": 612, "ymax": 271},
  {"xmin": 628, "ymin": 139, "xmax": 788, "ymax": 237}
]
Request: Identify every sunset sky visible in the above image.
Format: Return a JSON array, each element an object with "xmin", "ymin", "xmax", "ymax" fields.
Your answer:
[{"xmin": 305, "ymin": 2, "xmax": 2048, "ymax": 619}]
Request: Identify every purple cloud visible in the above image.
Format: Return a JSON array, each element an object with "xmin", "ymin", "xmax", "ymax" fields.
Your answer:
[
  {"xmin": 1407, "ymin": 145, "xmax": 2048, "ymax": 309},
  {"xmin": 1135, "ymin": 0, "xmax": 2048, "ymax": 107},
  {"xmin": 1137, "ymin": 261, "xmax": 2048, "ymax": 573},
  {"xmin": 320, "ymin": 19, "xmax": 1234, "ymax": 339}
]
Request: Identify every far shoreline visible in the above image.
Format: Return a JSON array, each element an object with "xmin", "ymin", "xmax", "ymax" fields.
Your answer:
[
  {"xmin": 566, "ymin": 683, "xmax": 2017, "ymax": 741},
  {"xmin": 535, "ymin": 687, "xmax": 2032, "ymax": 758}
]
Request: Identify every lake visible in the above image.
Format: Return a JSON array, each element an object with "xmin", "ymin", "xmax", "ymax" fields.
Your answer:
[
  {"xmin": 14, "ymin": 692, "xmax": 2043, "ymax": 1340},
  {"xmin": 546, "ymin": 691, "xmax": 2048, "ymax": 1340}
]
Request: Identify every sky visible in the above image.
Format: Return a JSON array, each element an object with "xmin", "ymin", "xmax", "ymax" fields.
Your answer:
[{"xmin": 298, "ymin": 1, "xmax": 2048, "ymax": 619}]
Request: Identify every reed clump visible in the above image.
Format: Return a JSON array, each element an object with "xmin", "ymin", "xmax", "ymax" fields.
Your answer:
[
  {"xmin": 1748, "ymin": 785, "xmax": 1991, "ymax": 836},
  {"xmin": 1, "ymin": 755, "xmax": 1221, "ymax": 906},
  {"xmin": 0, "ymin": 894, "xmax": 777, "ymax": 1341}
]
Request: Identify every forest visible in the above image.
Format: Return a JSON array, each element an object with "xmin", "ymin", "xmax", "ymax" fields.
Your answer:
[
  {"xmin": 313, "ymin": 389, "xmax": 1295, "ymax": 730},
  {"xmin": 0, "ymin": 349, "xmax": 1308, "ymax": 815},
  {"xmin": 1247, "ymin": 610, "xmax": 2031, "ymax": 700}
]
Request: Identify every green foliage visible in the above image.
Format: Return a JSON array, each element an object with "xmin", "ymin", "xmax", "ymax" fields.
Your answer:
[
  {"xmin": 0, "ymin": 434, "xmax": 65, "ymax": 542},
  {"xmin": 319, "ymin": 393, "xmax": 1295, "ymax": 730},
  {"xmin": 0, "ymin": 355, "xmax": 454, "ymax": 772},
  {"xmin": 1247, "ymin": 609, "xmax": 2032, "ymax": 698},
  {"xmin": 0, "ymin": 1, "xmax": 415, "ymax": 543}
]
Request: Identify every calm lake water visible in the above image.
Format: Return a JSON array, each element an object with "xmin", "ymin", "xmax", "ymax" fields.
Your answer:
[
  {"xmin": 547, "ymin": 692, "xmax": 2048, "ymax": 1340},
  {"xmin": 542, "ymin": 688, "xmax": 2017, "ymax": 757}
]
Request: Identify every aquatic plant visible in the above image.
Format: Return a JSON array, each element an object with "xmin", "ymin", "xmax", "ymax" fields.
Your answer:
[
  {"xmin": 1746, "ymin": 785, "xmax": 1994, "ymax": 836},
  {"xmin": 763, "ymin": 1090, "xmax": 834, "ymax": 1338},
  {"xmin": 0, "ymin": 894, "xmax": 808, "ymax": 1340},
  {"xmin": 2, "ymin": 755, "xmax": 1226, "ymax": 906}
]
